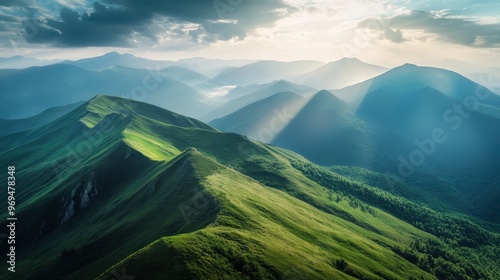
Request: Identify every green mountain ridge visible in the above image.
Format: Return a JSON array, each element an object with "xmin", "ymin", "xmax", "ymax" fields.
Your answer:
[{"xmin": 1, "ymin": 95, "xmax": 499, "ymax": 279}]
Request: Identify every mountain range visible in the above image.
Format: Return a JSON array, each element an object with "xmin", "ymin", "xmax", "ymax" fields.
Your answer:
[
  {"xmin": 0, "ymin": 64, "xmax": 210, "ymax": 119},
  {"xmin": 211, "ymin": 60, "xmax": 324, "ymax": 85},
  {"xmin": 61, "ymin": 51, "xmax": 176, "ymax": 71},
  {"xmin": 0, "ymin": 55, "xmax": 61, "ymax": 69},
  {"xmin": 60, "ymin": 52, "xmax": 255, "ymax": 78},
  {"xmin": 0, "ymin": 101, "xmax": 84, "ymax": 137},
  {"xmin": 0, "ymin": 54, "xmax": 415, "ymax": 122},
  {"xmin": 1, "ymin": 95, "xmax": 499, "ymax": 280},
  {"xmin": 210, "ymin": 65, "xmax": 500, "ymax": 223},
  {"xmin": 2, "ymin": 54, "xmax": 500, "ymax": 280}
]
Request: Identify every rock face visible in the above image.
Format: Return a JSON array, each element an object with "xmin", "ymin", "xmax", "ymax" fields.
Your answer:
[
  {"xmin": 60, "ymin": 175, "xmax": 98, "ymax": 225},
  {"xmin": 61, "ymin": 200, "xmax": 75, "ymax": 225},
  {"xmin": 61, "ymin": 183, "xmax": 80, "ymax": 225},
  {"xmin": 80, "ymin": 181, "xmax": 98, "ymax": 209}
]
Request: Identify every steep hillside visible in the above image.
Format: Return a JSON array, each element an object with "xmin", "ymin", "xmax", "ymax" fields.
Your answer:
[
  {"xmin": 350, "ymin": 68, "xmax": 500, "ymax": 175},
  {"xmin": 1, "ymin": 95, "xmax": 499, "ymax": 280},
  {"xmin": 209, "ymin": 91, "xmax": 306, "ymax": 140},
  {"xmin": 273, "ymin": 90, "xmax": 377, "ymax": 167}
]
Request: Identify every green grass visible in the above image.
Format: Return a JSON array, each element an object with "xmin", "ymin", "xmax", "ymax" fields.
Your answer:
[
  {"xmin": 1, "ymin": 95, "xmax": 498, "ymax": 280},
  {"xmin": 98, "ymin": 152, "xmax": 434, "ymax": 280}
]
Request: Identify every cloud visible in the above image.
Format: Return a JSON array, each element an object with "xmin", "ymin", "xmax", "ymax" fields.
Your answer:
[
  {"xmin": 357, "ymin": 18, "xmax": 405, "ymax": 43},
  {"xmin": 8, "ymin": 0, "xmax": 291, "ymax": 47},
  {"xmin": 387, "ymin": 10, "xmax": 500, "ymax": 47},
  {"xmin": 0, "ymin": 12, "xmax": 19, "ymax": 23},
  {"xmin": 383, "ymin": 27, "xmax": 404, "ymax": 43}
]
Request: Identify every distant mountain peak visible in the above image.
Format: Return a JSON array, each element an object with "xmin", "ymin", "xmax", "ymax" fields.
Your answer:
[
  {"xmin": 382, "ymin": 64, "xmax": 432, "ymax": 78},
  {"xmin": 329, "ymin": 57, "xmax": 377, "ymax": 67},
  {"xmin": 311, "ymin": 90, "xmax": 343, "ymax": 104},
  {"xmin": 315, "ymin": 89, "xmax": 334, "ymax": 96},
  {"xmin": 264, "ymin": 80, "xmax": 312, "ymax": 93},
  {"xmin": 271, "ymin": 79, "xmax": 297, "ymax": 88},
  {"xmin": 101, "ymin": 51, "xmax": 135, "ymax": 58},
  {"xmin": 307, "ymin": 90, "xmax": 349, "ymax": 111},
  {"xmin": 338, "ymin": 57, "xmax": 361, "ymax": 62},
  {"xmin": 273, "ymin": 79, "xmax": 290, "ymax": 85},
  {"xmin": 103, "ymin": 51, "xmax": 123, "ymax": 56},
  {"xmin": 401, "ymin": 63, "xmax": 418, "ymax": 68}
]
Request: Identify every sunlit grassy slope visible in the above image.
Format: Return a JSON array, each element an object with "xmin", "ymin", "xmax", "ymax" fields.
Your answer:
[
  {"xmin": 97, "ymin": 150, "xmax": 436, "ymax": 280},
  {"xmin": 1, "ymin": 95, "xmax": 498, "ymax": 280}
]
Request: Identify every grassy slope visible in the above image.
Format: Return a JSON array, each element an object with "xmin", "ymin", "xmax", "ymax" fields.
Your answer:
[
  {"xmin": 18, "ymin": 149, "xmax": 220, "ymax": 280},
  {"xmin": 1, "ymin": 95, "xmax": 497, "ymax": 279},
  {"xmin": 0, "ymin": 96, "xmax": 218, "ymax": 279},
  {"xmin": 97, "ymin": 150, "xmax": 434, "ymax": 280}
]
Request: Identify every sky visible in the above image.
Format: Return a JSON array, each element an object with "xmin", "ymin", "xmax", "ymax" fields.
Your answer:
[{"xmin": 0, "ymin": 0, "xmax": 499, "ymax": 68}]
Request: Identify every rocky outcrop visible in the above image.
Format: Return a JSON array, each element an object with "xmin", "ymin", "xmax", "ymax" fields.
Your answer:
[
  {"xmin": 61, "ymin": 183, "xmax": 80, "ymax": 225},
  {"xmin": 60, "ymin": 174, "xmax": 98, "ymax": 225},
  {"xmin": 80, "ymin": 180, "xmax": 98, "ymax": 209},
  {"xmin": 61, "ymin": 199, "xmax": 75, "ymax": 225}
]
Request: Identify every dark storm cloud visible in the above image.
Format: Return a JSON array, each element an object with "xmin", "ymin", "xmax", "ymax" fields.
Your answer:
[
  {"xmin": 19, "ymin": 0, "xmax": 291, "ymax": 47},
  {"xmin": 359, "ymin": 10, "xmax": 500, "ymax": 47},
  {"xmin": 24, "ymin": 3, "xmax": 151, "ymax": 46}
]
